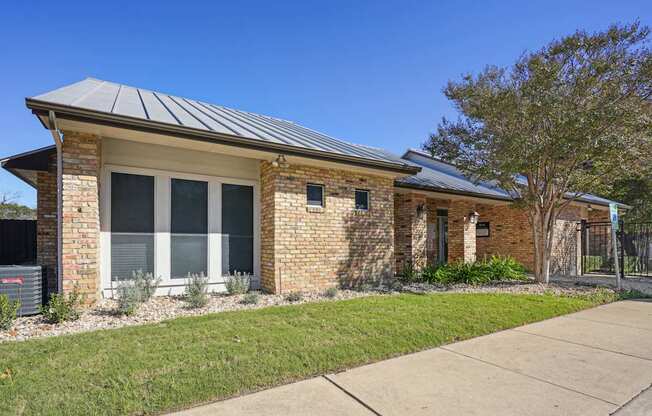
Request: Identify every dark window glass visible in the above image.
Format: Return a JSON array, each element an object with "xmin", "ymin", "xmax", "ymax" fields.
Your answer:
[
  {"xmin": 171, "ymin": 179, "xmax": 208, "ymax": 278},
  {"xmin": 111, "ymin": 172, "xmax": 155, "ymax": 280},
  {"xmin": 307, "ymin": 184, "xmax": 324, "ymax": 206},
  {"xmin": 355, "ymin": 189, "xmax": 369, "ymax": 210},
  {"xmin": 222, "ymin": 184, "xmax": 254, "ymax": 275}
]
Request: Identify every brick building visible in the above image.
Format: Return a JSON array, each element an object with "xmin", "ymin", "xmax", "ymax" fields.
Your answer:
[{"xmin": 1, "ymin": 78, "xmax": 623, "ymax": 302}]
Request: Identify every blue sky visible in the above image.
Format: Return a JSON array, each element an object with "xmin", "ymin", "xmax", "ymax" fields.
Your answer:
[{"xmin": 1, "ymin": 1, "xmax": 649, "ymax": 207}]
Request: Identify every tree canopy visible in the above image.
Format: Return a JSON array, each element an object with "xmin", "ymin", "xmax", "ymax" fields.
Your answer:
[{"xmin": 425, "ymin": 22, "xmax": 652, "ymax": 282}]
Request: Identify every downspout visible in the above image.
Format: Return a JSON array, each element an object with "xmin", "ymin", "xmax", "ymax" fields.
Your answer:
[{"xmin": 47, "ymin": 111, "xmax": 64, "ymax": 294}]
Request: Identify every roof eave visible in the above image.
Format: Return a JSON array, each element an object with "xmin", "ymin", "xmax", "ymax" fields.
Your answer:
[
  {"xmin": 394, "ymin": 181, "xmax": 513, "ymax": 202},
  {"xmin": 26, "ymin": 98, "xmax": 421, "ymax": 176}
]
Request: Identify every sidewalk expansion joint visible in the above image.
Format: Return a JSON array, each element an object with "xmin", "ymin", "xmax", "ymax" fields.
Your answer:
[{"xmin": 322, "ymin": 375, "xmax": 383, "ymax": 416}]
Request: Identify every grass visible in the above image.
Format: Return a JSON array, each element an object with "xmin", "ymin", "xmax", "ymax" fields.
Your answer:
[{"xmin": 0, "ymin": 292, "xmax": 619, "ymax": 415}]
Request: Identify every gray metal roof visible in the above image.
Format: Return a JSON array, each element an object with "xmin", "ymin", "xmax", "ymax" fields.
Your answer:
[
  {"xmin": 27, "ymin": 78, "xmax": 416, "ymax": 173},
  {"xmin": 398, "ymin": 149, "xmax": 627, "ymax": 208},
  {"xmin": 397, "ymin": 149, "xmax": 513, "ymax": 200}
]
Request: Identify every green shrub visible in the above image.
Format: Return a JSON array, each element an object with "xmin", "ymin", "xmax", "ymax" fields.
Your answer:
[
  {"xmin": 421, "ymin": 265, "xmax": 438, "ymax": 283},
  {"xmin": 324, "ymin": 287, "xmax": 338, "ymax": 298},
  {"xmin": 113, "ymin": 270, "xmax": 162, "ymax": 316},
  {"xmin": 423, "ymin": 256, "xmax": 526, "ymax": 285},
  {"xmin": 241, "ymin": 292, "xmax": 260, "ymax": 305},
  {"xmin": 485, "ymin": 256, "xmax": 526, "ymax": 280},
  {"xmin": 285, "ymin": 291, "xmax": 303, "ymax": 302},
  {"xmin": 399, "ymin": 262, "xmax": 419, "ymax": 282},
  {"xmin": 185, "ymin": 273, "xmax": 209, "ymax": 309},
  {"xmin": 225, "ymin": 271, "xmax": 250, "ymax": 295},
  {"xmin": 115, "ymin": 281, "xmax": 141, "ymax": 316},
  {"xmin": 41, "ymin": 288, "xmax": 83, "ymax": 323},
  {"xmin": 0, "ymin": 294, "xmax": 20, "ymax": 330},
  {"xmin": 132, "ymin": 270, "xmax": 161, "ymax": 302}
]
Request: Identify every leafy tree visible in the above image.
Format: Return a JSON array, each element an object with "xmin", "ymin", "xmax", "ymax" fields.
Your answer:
[
  {"xmin": 424, "ymin": 22, "xmax": 652, "ymax": 283},
  {"xmin": 0, "ymin": 191, "xmax": 35, "ymax": 220},
  {"xmin": 604, "ymin": 168, "xmax": 652, "ymax": 223}
]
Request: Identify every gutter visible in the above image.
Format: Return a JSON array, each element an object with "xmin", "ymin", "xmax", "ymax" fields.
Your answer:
[
  {"xmin": 26, "ymin": 99, "xmax": 421, "ymax": 176},
  {"xmin": 47, "ymin": 111, "xmax": 64, "ymax": 294}
]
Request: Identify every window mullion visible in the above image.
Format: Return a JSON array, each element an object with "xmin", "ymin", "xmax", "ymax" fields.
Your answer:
[
  {"xmin": 155, "ymin": 175, "xmax": 171, "ymax": 282},
  {"xmin": 208, "ymin": 181, "xmax": 222, "ymax": 282}
]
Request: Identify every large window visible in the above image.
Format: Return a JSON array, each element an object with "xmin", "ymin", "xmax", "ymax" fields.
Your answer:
[
  {"xmin": 222, "ymin": 184, "xmax": 254, "ymax": 275},
  {"xmin": 171, "ymin": 179, "xmax": 208, "ymax": 278},
  {"xmin": 110, "ymin": 172, "xmax": 155, "ymax": 280},
  {"xmin": 104, "ymin": 169, "xmax": 258, "ymax": 292}
]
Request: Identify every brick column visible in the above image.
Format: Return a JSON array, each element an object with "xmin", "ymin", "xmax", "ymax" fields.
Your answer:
[
  {"xmin": 394, "ymin": 192, "xmax": 428, "ymax": 272},
  {"xmin": 36, "ymin": 154, "xmax": 58, "ymax": 296},
  {"xmin": 448, "ymin": 200, "xmax": 477, "ymax": 263},
  {"xmin": 259, "ymin": 161, "xmax": 277, "ymax": 293},
  {"xmin": 61, "ymin": 132, "xmax": 101, "ymax": 302}
]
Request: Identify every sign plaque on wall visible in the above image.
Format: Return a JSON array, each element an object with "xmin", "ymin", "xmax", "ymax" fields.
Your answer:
[{"xmin": 476, "ymin": 221, "xmax": 490, "ymax": 237}]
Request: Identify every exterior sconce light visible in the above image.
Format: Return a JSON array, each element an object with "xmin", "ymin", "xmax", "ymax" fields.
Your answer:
[
  {"xmin": 468, "ymin": 211, "xmax": 480, "ymax": 224},
  {"xmin": 272, "ymin": 154, "xmax": 289, "ymax": 168},
  {"xmin": 587, "ymin": 205, "xmax": 593, "ymax": 212},
  {"xmin": 416, "ymin": 203, "xmax": 425, "ymax": 216}
]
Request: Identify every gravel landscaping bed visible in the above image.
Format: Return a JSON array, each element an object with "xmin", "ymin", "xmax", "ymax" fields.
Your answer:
[{"xmin": 0, "ymin": 280, "xmax": 617, "ymax": 343}]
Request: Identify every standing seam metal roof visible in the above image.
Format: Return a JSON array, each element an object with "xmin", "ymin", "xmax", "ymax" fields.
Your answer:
[{"xmin": 27, "ymin": 78, "xmax": 414, "ymax": 171}]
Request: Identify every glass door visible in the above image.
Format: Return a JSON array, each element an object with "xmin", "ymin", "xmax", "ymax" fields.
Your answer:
[{"xmin": 437, "ymin": 209, "xmax": 448, "ymax": 264}]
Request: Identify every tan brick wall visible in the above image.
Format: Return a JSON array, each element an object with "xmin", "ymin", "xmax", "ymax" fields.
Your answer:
[
  {"xmin": 394, "ymin": 192, "xmax": 428, "ymax": 273},
  {"xmin": 551, "ymin": 206, "xmax": 585, "ymax": 276},
  {"xmin": 476, "ymin": 203, "xmax": 534, "ymax": 270},
  {"xmin": 476, "ymin": 203, "xmax": 588, "ymax": 274},
  {"xmin": 36, "ymin": 154, "xmax": 58, "ymax": 296},
  {"xmin": 260, "ymin": 162, "xmax": 394, "ymax": 293},
  {"xmin": 589, "ymin": 208, "xmax": 610, "ymax": 222},
  {"xmin": 61, "ymin": 132, "xmax": 101, "ymax": 302},
  {"xmin": 448, "ymin": 200, "xmax": 477, "ymax": 263}
]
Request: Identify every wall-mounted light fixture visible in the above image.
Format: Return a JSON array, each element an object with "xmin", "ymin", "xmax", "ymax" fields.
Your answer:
[
  {"xmin": 416, "ymin": 203, "xmax": 425, "ymax": 216},
  {"xmin": 271, "ymin": 154, "xmax": 290, "ymax": 168},
  {"xmin": 587, "ymin": 205, "xmax": 594, "ymax": 212},
  {"xmin": 468, "ymin": 211, "xmax": 480, "ymax": 224}
]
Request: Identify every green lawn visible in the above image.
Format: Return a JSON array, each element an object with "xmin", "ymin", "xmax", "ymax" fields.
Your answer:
[{"xmin": 0, "ymin": 293, "xmax": 613, "ymax": 415}]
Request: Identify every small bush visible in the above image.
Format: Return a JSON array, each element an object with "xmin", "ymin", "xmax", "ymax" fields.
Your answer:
[
  {"xmin": 285, "ymin": 291, "xmax": 303, "ymax": 302},
  {"xmin": 132, "ymin": 270, "xmax": 161, "ymax": 302},
  {"xmin": 241, "ymin": 292, "xmax": 260, "ymax": 305},
  {"xmin": 225, "ymin": 271, "xmax": 251, "ymax": 295},
  {"xmin": 115, "ymin": 281, "xmax": 141, "ymax": 316},
  {"xmin": 399, "ymin": 262, "xmax": 419, "ymax": 282},
  {"xmin": 324, "ymin": 287, "xmax": 338, "ymax": 298},
  {"xmin": 185, "ymin": 273, "xmax": 209, "ymax": 309},
  {"xmin": 41, "ymin": 288, "xmax": 83, "ymax": 323},
  {"xmin": 423, "ymin": 256, "xmax": 527, "ymax": 285},
  {"xmin": 112, "ymin": 270, "xmax": 162, "ymax": 315},
  {"xmin": 0, "ymin": 294, "xmax": 20, "ymax": 330},
  {"xmin": 421, "ymin": 265, "xmax": 438, "ymax": 283}
]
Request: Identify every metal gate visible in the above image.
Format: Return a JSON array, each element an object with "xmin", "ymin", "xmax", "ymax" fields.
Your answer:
[{"xmin": 580, "ymin": 220, "xmax": 652, "ymax": 278}]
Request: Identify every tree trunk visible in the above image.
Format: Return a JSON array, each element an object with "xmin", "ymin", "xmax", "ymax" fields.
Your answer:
[{"xmin": 531, "ymin": 204, "xmax": 556, "ymax": 284}]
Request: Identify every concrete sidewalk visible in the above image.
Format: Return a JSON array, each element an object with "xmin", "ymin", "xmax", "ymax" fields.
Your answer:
[{"xmin": 172, "ymin": 299, "xmax": 652, "ymax": 416}]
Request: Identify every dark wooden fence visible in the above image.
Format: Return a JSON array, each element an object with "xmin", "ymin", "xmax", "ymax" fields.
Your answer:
[{"xmin": 0, "ymin": 219, "xmax": 36, "ymax": 265}]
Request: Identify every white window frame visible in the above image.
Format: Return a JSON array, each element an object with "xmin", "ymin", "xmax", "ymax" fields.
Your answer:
[{"xmin": 100, "ymin": 164, "xmax": 260, "ymax": 297}]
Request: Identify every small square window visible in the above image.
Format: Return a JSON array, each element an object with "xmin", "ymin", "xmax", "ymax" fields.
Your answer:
[
  {"xmin": 355, "ymin": 189, "xmax": 369, "ymax": 210},
  {"xmin": 307, "ymin": 184, "xmax": 324, "ymax": 207}
]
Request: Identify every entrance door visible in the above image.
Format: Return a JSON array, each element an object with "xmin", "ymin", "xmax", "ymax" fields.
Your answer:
[{"xmin": 437, "ymin": 210, "xmax": 448, "ymax": 265}]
